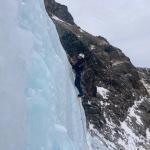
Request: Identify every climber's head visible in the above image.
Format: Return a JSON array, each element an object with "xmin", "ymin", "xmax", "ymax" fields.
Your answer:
[{"xmin": 78, "ymin": 53, "xmax": 85, "ymax": 59}]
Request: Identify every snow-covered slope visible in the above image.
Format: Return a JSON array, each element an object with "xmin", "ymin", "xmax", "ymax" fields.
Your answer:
[
  {"xmin": 0, "ymin": 0, "xmax": 90, "ymax": 150},
  {"xmin": 56, "ymin": 0, "xmax": 150, "ymax": 67}
]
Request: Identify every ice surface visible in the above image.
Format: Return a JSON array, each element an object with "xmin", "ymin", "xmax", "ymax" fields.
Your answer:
[{"xmin": 0, "ymin": 0, "xmax": 88, "ymax": 150}]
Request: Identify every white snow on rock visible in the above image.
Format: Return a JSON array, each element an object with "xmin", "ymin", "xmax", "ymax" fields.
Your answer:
[
  {"xmin": 97, "ymin": 86, "xmax": 109, "ymax": 99},
  {"xmin": 128, "ymin": 99, "xmax": 144, "ymax": 125},
  {"xmin": 119, "ymin": 97, "xmax": 150, "ymax": 150},
  {"xmin": 87, "ymin": 124, "xmax": 109, "ymax": 150},
  {"xmin": 141, "ymin": 78, "xmax": 150, "ymax": 94},
  {"xmin": 146, "ymin": 128, "xmax": 150, "ymax": 141},
  {"xmin": 90, "ymin": 45, "xmax": 96, "ymax": 50},
  {"xmin": 87, "ymin": 97, "xmax": 150, "ymax": 150},
  {"xmin": 79, "ymin": 53, "xmax": 85, "ymax": 58},
  {"xmin": 111, "ymin": 60, "xmax": 125, "ymax": 66},
  {"xmin": 119, "ymin": 121, "xmax": 138, "ymax": 149},
  {"xmin": 52, "ymin": 15, "xmax": 64, "ymax": 22}
]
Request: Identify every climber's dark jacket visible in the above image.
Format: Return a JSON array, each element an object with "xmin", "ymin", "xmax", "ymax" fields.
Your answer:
[
  {"xmin": 72, "ymin": 58, "xmax": 85, "ymax": 96},
  {"xmin": 72, "ymin": 58, "xmax": 85, "ymax": 75}
]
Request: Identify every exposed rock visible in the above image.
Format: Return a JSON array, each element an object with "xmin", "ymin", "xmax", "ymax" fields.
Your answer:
[
  {"xmin": 44, "ymin": 0, "xmax": 150, "ymax": 149},
  {"xmin": 44, "ymin": 0, "xmax": 75, "ymax": 25},
  {"xmin": 138, "ymin": 68, "xmax": 150, "ymax": 94}
]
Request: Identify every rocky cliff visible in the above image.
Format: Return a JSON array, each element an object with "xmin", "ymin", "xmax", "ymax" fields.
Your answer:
[{"xmin": 44, "ymin": 0, "xmax": 150, "ymax": 149}]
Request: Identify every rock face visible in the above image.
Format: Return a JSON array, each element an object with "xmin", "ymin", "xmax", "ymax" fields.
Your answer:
[
  {"xmin": 44, "ymin": 0, "xmax": 150, "ymax": 149},
  {"xmin": 138, "ymin": 68, "xmax": 150, "ymax": 94},
  {"xmin": 44, "ymin": 0, "xmax": 75, "ymax": 25}
]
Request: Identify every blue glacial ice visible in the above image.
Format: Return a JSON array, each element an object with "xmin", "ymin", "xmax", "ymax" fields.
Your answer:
[
  {"xmin": 0, "ymin": 0, "xmax": 110, "ymax": 150},
  {"xmin": 0, "ymin": 0, "xmax": 87, "ymax": 150}
]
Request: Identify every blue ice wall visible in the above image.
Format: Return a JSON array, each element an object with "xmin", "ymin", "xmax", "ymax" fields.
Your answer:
[{"xmin": 0, "ymin": 0, "xmax": 87, "ymax": 150}]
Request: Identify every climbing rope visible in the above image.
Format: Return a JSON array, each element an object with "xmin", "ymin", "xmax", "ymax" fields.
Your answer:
[{"xmin": 77, "ymin": 97, "xmax": 90, "ymax": 150}]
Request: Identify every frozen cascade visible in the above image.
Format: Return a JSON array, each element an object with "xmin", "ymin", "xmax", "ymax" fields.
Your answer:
[{"xmin": 0, "ymin": 0, "xmax": 87, "ymax": 150}]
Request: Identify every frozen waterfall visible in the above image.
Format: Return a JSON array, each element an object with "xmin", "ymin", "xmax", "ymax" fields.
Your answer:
[{"xmin": 0, "ymin": 0, "xmax": 87, "ymax": 150}]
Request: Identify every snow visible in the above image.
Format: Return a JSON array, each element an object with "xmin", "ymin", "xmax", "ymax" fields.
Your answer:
[
  {"xmin": 0, "ymin": 0, "xmax": 88, "ymax": 150},
  {"xmin": 119, "ymin": 98, "xmax": 149, "ymax": 150},
  {"xmin": 52, "ymin": 15, "xmax": 64, "ymax": 22},
  {"xmin": 79, "ymin": 53, "xmax": 85, "ymax": 58},
  {"xmin": 128, "ymin": 99, "xmax": 144, "ymax": 125},
  {"xmin": 89, "ymin": 97, "xmax": 150, "ymax": 150},
  {"xmin": 141, "ymin": 78, "xmax": 150, "ymax": 94},
  {"xmin": 111, "ymin": 60, "xmax": 126, "ymax": 66},
  {"xmin": 146, "ymin": 128, "xmax": 150, "ymax": 140},
  {"xmin": 120, "ymin": 122, "xmax": 137, "ymax": 149},
  {"xmin": 97, "ymin": 87, "xmax": 109, "ymax": 99},
  {"xmin": 90, "ymin": 45, "xmax": 96, "ymax": 50},
  {"xmin": 87, "ymin": 124, "xmax": 109, "ymax": 150},
  {"xmin": 119, "ymin": 120, "xmax": 147, "ymax": 150}
]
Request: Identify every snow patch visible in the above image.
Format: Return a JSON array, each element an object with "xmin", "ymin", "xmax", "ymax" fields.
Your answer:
[
  {"xmin": 146, "ymin": 128, "xmax": 150, "ymax": 140},
  {"xmin": 79, "ymin": 53, "xmax": 85, "ymax": 58},
  {"xmin": 97, "ymin": 87, "xmax": 109, "ymax": 99},
  {"xmin": 87, "ymin": 124, "xmax": 110, "ymax": 150},
  {"xmin": 120, "ymin": 122, "xmax": 137, "ymax": 149},
  {"xmin": 141, "ymin": 78, "xmax": 150, "ymax": 94},
  {"xmin": 90, "ymin": 45, "xmax": 96, "ymax": 50},
  {"xmin": 111, "ymin": 60, "xmax": 125, "ymax": 66},
  {"xmin": 52, "ymin": 15, "xmax": 64, "ymax": 23},
  {"xmin": 128, "ymin": 100, "xmax": 144, "ymax": 125},
  {"xmin": 119, "ymin": 98, "xmax": 148, "ymax": 150}
]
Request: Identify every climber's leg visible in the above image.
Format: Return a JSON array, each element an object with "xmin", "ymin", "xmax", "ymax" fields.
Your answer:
[
  {"xmin": 75, "ymin": 75, "xmax": 83, "ymax": 97},
  {"xmin": 92, "ymin": 86, "xmax": 97, "ymax": 97}
]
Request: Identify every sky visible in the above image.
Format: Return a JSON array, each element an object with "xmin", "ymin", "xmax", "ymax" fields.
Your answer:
[{"xmin": 56, "ymin": 0, "xmax": 150, "ymax": 67}]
